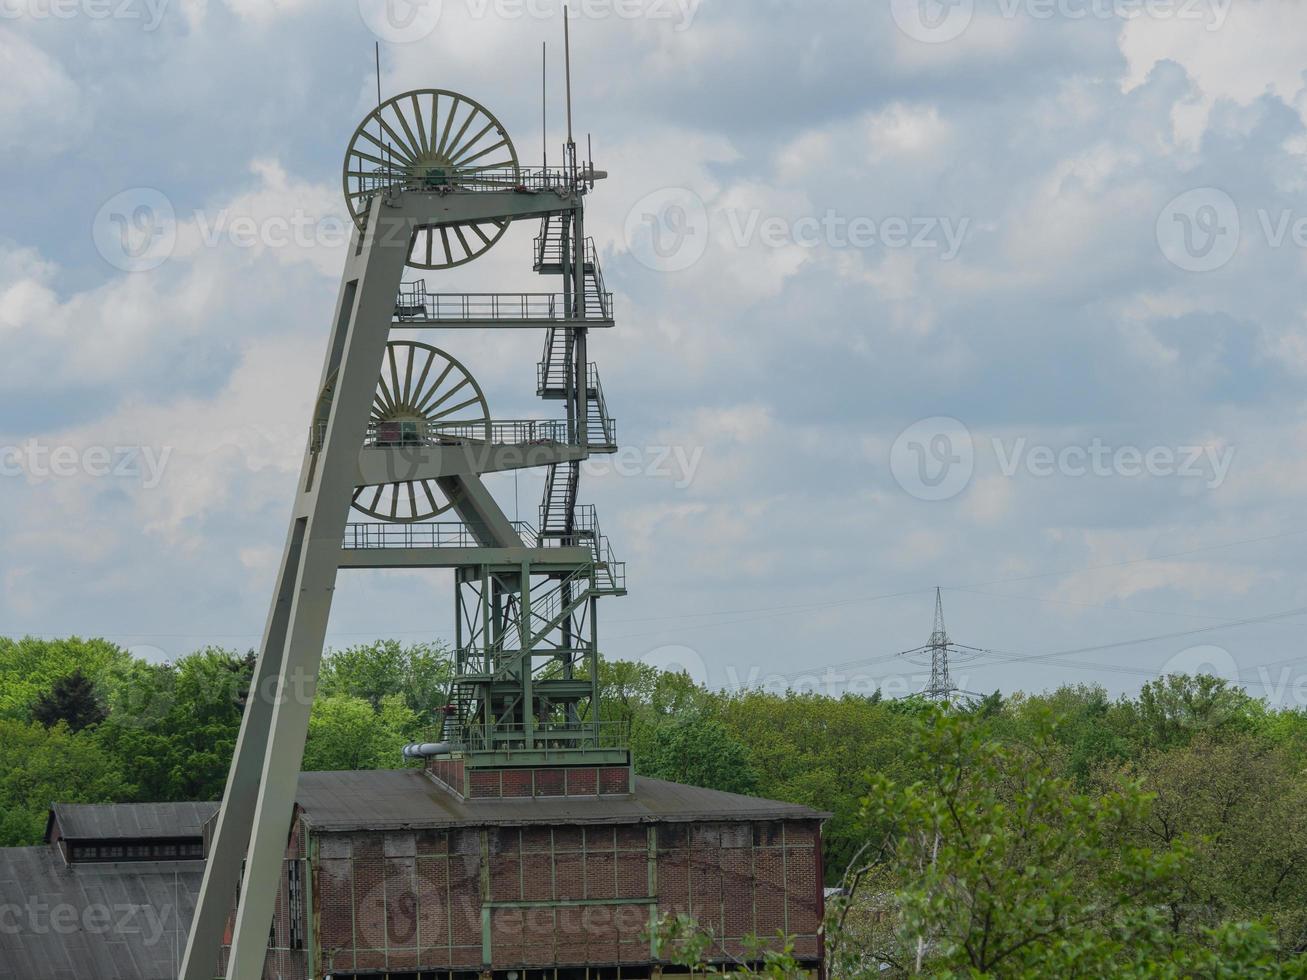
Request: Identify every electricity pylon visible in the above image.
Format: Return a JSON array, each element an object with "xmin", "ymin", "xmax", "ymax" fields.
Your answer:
[{"xmin": 900, "ymin": 588, "xmax": 987, "ymax": 703}]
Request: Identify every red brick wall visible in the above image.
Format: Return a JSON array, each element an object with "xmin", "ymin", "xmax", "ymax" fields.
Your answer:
[
  {"xmin": 656, "ymin": 819, "xmax": 823, "ymax": 962},
  {"xmin": 316, "ymin": 827, "xmax": 484, "ymax": 974},
  {"xmin": 305, "ymin": 817, "xmax": 823, "ymax": 973},
  {"xmin": 449, "ymin": 764, "xmax": 633, "ymax": 799}
]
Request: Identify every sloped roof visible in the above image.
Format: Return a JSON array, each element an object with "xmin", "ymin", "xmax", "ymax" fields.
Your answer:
[
  {"xmin": 0, "ymin": 845, "xmax": 201, "ymax": 980},
  {"xmin": 49, "ymin": 802, "xmax": 218, "ymax": 841},
  {"xmin": 295, "ymin": 769, "xmax": 828, "ymax": 832}
]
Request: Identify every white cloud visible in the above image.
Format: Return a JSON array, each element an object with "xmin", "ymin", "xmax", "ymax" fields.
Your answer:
[
  {"xmin": 1120, "ymin": 0, "xmax": 1307, "ymax": 143},
  {"xmin": 0, "ymin": 28, "xmax": 83, "ymax": 157}
]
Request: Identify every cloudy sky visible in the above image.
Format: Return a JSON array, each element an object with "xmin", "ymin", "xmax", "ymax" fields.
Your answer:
[{"xmin": 3, "ymin": 0, "xmax": 1307, "ymax": 703}]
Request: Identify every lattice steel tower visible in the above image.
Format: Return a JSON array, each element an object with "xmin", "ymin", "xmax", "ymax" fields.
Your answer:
[
  {"xmin": 900, "ymin": 588, "xmax": 985, "ymax": 702},
  {"xmin": 181, "ymin": 79, "xmax": 626, "ymax": 979}
]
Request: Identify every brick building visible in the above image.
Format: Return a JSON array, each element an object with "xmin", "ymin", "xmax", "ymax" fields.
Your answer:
[{"xmin": 1, "ymin": 769, "xmax": 826, "ymax": 980}]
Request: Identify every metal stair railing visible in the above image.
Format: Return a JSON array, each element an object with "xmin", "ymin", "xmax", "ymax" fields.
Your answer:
[
  {"xmin": 540, "ymin": 461, "xmax": 580, "ymax": 535},
  {"xmin": 586, "ymin": 370, "xmax": 617, "ymax": 448},
  {"xmin": 536, "ymin": 505, "xmax": 625, "ymax": 594},
  {"xmin": 536, "ymin": 326, "xmax": 572, "ymax": 395}
]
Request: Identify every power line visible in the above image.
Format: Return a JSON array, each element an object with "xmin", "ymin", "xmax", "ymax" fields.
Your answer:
[
  {"xmin": 5, "ymin": 525, "xmax": 1306, "ymax": 650},
  {"xmin": 770, "ymin": 602, "xmax": 1307, "ymax": 685}
]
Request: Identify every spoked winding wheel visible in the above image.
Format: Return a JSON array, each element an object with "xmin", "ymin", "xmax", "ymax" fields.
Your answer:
[
  {"xmin": 354, "ymin": 341, "xmax": 491, "ymax": 523},
  {"xmin": 342, "ymin": 89, "xmax": 520, "ymax": 269}
]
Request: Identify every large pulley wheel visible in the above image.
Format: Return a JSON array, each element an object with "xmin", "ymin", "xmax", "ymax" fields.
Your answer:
[
  {"xmin": 353, "ymin": 341, "xmax": 491, "ymax": 524},
  {"xmin": 342, "ymin": 89, "xmax": 519, "ymax": 270}
]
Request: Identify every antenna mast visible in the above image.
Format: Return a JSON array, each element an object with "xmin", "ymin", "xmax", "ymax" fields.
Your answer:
[
  {"xmin": 542, "ymin": 41, "xmax": 548, "ymax": 171},
  {"xmin": 564, "ymin": 7, "xmax": 576, "ymax": 182}
]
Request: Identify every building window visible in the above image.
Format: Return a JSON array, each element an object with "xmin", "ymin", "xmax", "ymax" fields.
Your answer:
[{"xmin": 288, "ymin": 861, "xmax": 304, "ymax": 950}]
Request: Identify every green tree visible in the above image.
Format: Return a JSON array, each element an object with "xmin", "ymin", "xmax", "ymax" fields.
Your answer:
[
  {"xmin": 318, "ymin": 640, "xmax": 452, "ymax": 719},
  {"xmin": 717, "ymin": 690, "xmax": 915, "ymax": 880},
  {"xmin": 93, "ymin": 648, "xmax": 253, "ymax": 801},
  {"xmin": 638, "ymin": 716, "xmax": 759, "ymax": 795},
  {"xmin": 31, "ymin": 669, "xmax": 107, "ymax": 732},
  {"xmin": 844, "ymin": 710, "xmax": 1307, "ymax": 977},
  {"xmin": 1110, "ymin": 733, "xmax": 1307, "ymax": 951},
  {"xmin": 0, "ymin": 637, "xmax": 131, "ymax": 719},
  {"xmin": 0, "ymin": 719, "xmax": 133, "ymax": 846},
  {"xmin": 302, "ymin": 693, "xmax": 420, "ymax": 771},
  {"xmin": 1129, "ymin": 673, "xmax": 1265, "ymax": 750}
]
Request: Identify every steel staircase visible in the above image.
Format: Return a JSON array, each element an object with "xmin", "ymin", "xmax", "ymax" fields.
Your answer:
[
  {"xmin": 536, "ymin": 356, "xmax": 617, "ymax": 450},
  {"xmin": 538, "ymin": 327, "xmax": 572, "ymax": 397},
  {"xmin": 442, "ymin": 686, "xmax": 477, "ymax": 740},
  {"xmin": 541, "ymin": 461, "xmax": 580, "ymax": 535},
  {"xmin": 438, "ymin": 213, "xmax": 627, "ymax": 750},
  {"xmin": 534, "ymin": 214, "xmax": 565, "ymax": 273},
  {"xmin": 538, "ymin": 504, "xmax": 626, "ymax": 596},
  {"xmin": 534, "ymin": 216, "xmax": 609, "ymax": 319}
]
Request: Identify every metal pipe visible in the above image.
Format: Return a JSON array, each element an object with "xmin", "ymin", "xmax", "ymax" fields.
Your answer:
[{"xmin": 402, "ymin": 742, "xmax": 452, "ymax": 759}]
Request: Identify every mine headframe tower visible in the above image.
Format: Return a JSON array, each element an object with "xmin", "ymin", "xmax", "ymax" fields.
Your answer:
[{"xmin": 180, "ymin": 83, "xmax": 626, "ymax": 980}]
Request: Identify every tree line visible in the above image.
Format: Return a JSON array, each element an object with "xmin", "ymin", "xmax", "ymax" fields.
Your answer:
[{"xmin": 4, "ymin": 636, "xmax": 1307, "ymax": 974}]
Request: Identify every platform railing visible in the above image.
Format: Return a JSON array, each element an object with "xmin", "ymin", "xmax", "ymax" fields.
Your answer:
[
  {"xmin": 452, "ymin": 719, "xmax": 630, "ymax": 754},
  {"xmin": 317, "ymin": 417, "xmax": 600, "ymax": 454},
  {"xmin": 395, "ymin": 283, "xmax": 613, "ymax": 323},
  {"xmin": 363, "ymin": 419, "xmax": 570, "ymax": 448},
  {"xmin": 342, "ymin": 521, "xmax": 538, "ymax": 551},
  {"xmin": 353, "ymin": 165, "xmax": 593, "ymax": 197}
]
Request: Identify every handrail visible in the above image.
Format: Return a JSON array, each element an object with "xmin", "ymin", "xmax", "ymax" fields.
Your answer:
[
  {"xmin": 354, "ymin": 165, "xmax": 586, "ymax": 197},
  {"xmin": 342, "ymin": 521, "xmax": 538, "ymax": 550},
  {"xmin": 448, "ymin": 719, "xmax": 631, "ymax": 754},
  {"xmin": 363, "ymin": 418, "xmax": 569, "ymax": 448},
  {"xmin": 394, "ymin": 287, "xmax": 614, "ymax": 323},
  {"xmin": 315, "ymin": 417, "xmax": 600, "ymax": 454}
]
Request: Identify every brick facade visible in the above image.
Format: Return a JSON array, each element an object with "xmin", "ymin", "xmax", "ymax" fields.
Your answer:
[
  {"xmin": 282, "ymin": 816, "xmax": 822, "ymax": 977},
  {"xmin": 430, "ymin": 759, "xmax": 634, "ymax": 799}
]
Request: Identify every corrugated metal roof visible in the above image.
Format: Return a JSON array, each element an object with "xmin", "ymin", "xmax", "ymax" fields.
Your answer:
[
  {"xmin": 0, "ymin": 845, "xmax": 202, "ymax": 980},
  {"xmin": 295, "ymin": 770, "xmax": 828, "ymax": 832},
  {"xmin": 51, "ymin": 803, "xmax": 218, "ymax": 841}
]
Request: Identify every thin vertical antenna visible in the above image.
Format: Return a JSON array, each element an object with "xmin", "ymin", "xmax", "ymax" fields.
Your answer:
[
  {"xmin": 542, "ymin": 42, "xmax": 548, "ymax": 172},
  {"xmin": 564, "ymin": 8, "xmax": 574, "ymax": 145},
  {"xmin": 587, "ymin": 133, "xmax": 593, "ymax": 185},
  {"xmin": 375, "ymin": 42, "xmax": 386, "ymax": 169}
]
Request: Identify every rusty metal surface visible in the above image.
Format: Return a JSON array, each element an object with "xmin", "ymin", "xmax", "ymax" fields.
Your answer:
[{"xmin": 295, "ymin": 770, "xmax": 828, "ymax": 832}]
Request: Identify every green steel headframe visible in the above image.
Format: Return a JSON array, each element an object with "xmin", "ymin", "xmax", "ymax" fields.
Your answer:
[{"xmin": 180, "ymin": 85, "xmax": 625, "ymax": 980}]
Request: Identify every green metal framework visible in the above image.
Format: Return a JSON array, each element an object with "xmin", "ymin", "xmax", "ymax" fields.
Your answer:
[{"xmin": 183, "ymin": 85, "xmax": 628, "ymax": 980}]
